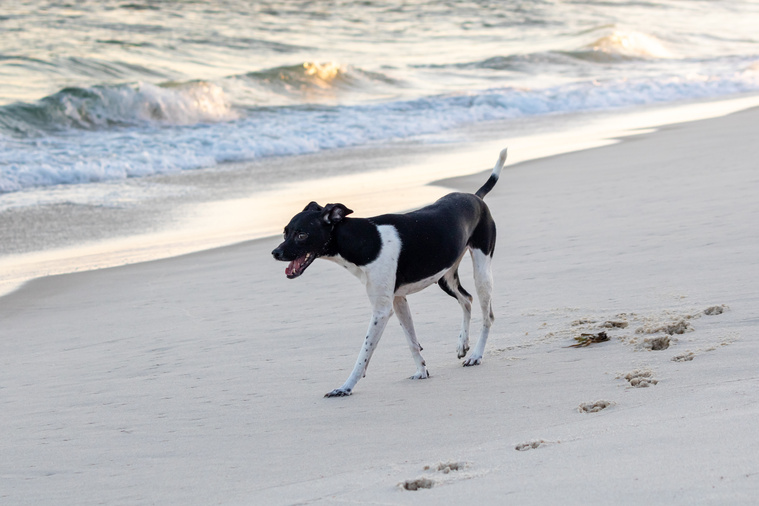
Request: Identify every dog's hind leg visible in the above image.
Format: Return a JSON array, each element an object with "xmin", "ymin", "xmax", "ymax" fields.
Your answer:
[
  {"xmin": 463, "ymin": 248, "xmax": 495, "ymax": 366},
  {"xmin": 393, "ymin": 296, "xmax": 430, "ymax": 379},
  {"xmin": 439, "ymin": 262, "xmax": 473, "ymax": 359}
]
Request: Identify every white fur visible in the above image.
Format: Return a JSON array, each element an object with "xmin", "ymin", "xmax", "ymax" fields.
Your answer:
[
  {"xmin": 324, "ymin": 224, "xmax": 495, "ymax": 395},
  {"xmin": 493, "ymin": 148, "xmax": 507, "ymax": 180},
  {"xmin": 324, "ymin": 225, "xmax": 403, "ymax": 396},
  {"xmin": 462, "ymin": 248, "xmax": 495, "ymax": 366}
]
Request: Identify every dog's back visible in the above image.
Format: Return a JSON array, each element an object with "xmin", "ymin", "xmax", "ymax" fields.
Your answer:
[{"xmin": 368, "ymin": 192, "xmax": 495, "ymax": 291}]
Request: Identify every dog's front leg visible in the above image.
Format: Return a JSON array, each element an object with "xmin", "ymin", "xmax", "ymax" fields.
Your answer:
[{"xmin": 324, "ymin": 305, "xmax": 393, "ymax": 397}]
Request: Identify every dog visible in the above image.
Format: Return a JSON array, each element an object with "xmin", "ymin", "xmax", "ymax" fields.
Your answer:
[{"xmin": 272, "ymin": 148, "xmax": 507, "ymax": 397}]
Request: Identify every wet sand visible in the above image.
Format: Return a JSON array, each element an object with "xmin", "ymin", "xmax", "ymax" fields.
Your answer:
[{"xmin": 2, "ymin": 104, "xmax": 759, "ymax": 504}]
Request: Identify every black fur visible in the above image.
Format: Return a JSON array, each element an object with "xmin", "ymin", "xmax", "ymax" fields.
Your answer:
[
  {"xmin": 271, "ymin": 192, "xmax": 495, "ymax": 290},
  {"xmin": 270, "ymin": 148, "xmax": 506, "ymax": 396},
  {"xmin": 369, "ymin": 193, "xmax": 495, "ymax": 291}
]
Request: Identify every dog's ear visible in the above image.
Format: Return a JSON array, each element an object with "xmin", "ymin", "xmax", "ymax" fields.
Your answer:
[
  {"xmin": 303, "ymin": 201, "xmax": 323, "ymax": 212},
  {"xmin": 322, "ymin": 203, "xmax": 353, "ymax": 225}
]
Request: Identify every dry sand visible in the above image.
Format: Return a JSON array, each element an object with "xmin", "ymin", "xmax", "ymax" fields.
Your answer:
[{"xmin": 2, "ymin": 107, "xmax": 759, "ymax": 504}]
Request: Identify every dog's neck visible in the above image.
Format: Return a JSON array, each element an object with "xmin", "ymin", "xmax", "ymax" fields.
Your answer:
[{"xmin": 326, "ymin": 217, "xmax": 383, "ymax": 267}]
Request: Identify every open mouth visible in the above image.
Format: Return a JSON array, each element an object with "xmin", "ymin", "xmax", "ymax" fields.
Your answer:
[{"xmin": 285, "ymin": 252, "xmax": 316, "ymax": 279}]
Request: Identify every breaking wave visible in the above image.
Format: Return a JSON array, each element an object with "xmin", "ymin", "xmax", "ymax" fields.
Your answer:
[
  {"xmin": 228, "ymin": 62, "xmax": 401, "ymax": 105},
  {"xmin": 568, "ymin": 29, "xmax": 674, "ymax": 62},
  {"xmin": 0, "ymin": 63, "xmax": 401, "ymax": 138},
  {"xmin": 2, "ymin": 67, "xmax": 758, "ymax": 193},
  {"xmin": 0, "ymin": 81, "xmax": 237, "ymax": 137}
]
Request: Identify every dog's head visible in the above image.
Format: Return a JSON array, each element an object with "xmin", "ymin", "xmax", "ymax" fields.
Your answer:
[{"xmin": 271, "ymin": 201, "xmax": 353, "ymax": 279}]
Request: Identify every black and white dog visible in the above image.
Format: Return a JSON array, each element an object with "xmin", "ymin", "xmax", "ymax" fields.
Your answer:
[{"xmin": 272, "ymin": 148, "xmax": 507, "ymax": 397}]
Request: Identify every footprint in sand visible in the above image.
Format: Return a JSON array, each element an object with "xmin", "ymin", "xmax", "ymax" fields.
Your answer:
[
  {"xmin": 636, "ymin": 318, "xmax": 693, "ymax": 336},
  {"xmin": 641, "ymin": 335, "xmax": 670, "ymax": 351},
  {"xmin": 515, "ymin": 440, "xmax": 546, "ymax": 451},
  {"xmin": 399, "ymin": 461, "xmax": 469, "ymax": 491},
  {"xmin": 578, "ymin": 400, "xmax": 615, "ymax": 413},
  {"xmin": 601, "ymin": 320, "xmax": 629, "ymax": 329},
  {"xmin": 565, "ymin": 305, "xmax": 730, "ymax": 353},
  {"xmin": 424, "ymin": 461, "xmax": 467, "ymax": 474},
  {"xmin": 634, "ymin": 305, "xmax": 728, "ymax": 336},
  {"xmin": 621, "ymin": 369, "xmax": 658, "ymax": 388},
  {"xmin": 400, "ymin": 477, "xmax": 435, "ymax": 491},
  {"xmin": 672, "ymin": 351, "xmax": 695, "ymax": 362}
]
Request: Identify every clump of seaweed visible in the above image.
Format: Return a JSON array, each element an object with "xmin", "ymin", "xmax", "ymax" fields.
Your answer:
[{"xmin": 568, "ymin": 331, "xmax": 610, "ymax": 348}]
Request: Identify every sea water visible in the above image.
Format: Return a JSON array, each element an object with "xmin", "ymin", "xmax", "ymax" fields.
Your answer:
[
  {"xmin": 1, "ymin": 0, "xmax": 758, "ymax": 196},
  {"xmin": 2, "ymin": 0, "xmax": 759, "ymax": 294}
]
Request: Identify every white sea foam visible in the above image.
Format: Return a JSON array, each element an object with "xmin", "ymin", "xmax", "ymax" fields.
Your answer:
[{"xmin": 2, "ymin": 69, "xmax": 759, "ymax": 194}]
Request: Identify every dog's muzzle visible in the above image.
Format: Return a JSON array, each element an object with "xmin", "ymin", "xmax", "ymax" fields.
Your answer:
[{"xmin": 272, "ymin": 247, "xmax": 316, "ymax": 279}]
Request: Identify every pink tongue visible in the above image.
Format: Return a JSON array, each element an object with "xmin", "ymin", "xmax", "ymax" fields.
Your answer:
[{"xmin": 286, "ymin": 257, "xmax": 303, "ymax": 276}]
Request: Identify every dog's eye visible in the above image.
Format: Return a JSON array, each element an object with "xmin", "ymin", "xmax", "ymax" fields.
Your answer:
[{"xmin": 295, "ymin": 232, "xmax": 308, "ymax": 242}]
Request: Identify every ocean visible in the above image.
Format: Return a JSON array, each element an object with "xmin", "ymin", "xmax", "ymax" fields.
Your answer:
[
  {"xmin": 1, "ymin": 0, "xmax": 759, "ymax": 293},
  {"xmin": 2, "ymin": 0, "xmax": 758, "ymax": 197}
]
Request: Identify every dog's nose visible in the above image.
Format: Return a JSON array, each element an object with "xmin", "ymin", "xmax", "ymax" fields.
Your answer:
[{"xmin": 272, "ymin": 248, "xmax": 283, "ymax": 260}]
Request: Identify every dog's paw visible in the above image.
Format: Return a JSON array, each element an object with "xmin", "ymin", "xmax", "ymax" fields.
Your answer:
[
  {"xmin": 324, "ymin": 388, "xmax": 352, "ymax": 398},
  {"xmin": 456, "ymin": 344, "xmax": 470, "ymax": 359},
  {"xmin": 462, "ymin": 356, "xmax": 482, "ymax": 367},
  {"xmin": 409, "ymin": 368, "xmax": 430, "ymax": 380}
]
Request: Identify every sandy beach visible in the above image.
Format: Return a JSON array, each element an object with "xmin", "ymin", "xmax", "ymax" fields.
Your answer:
[{"xmin": 2, "ymin": 105, "xmax": 759, "ymax": 504}]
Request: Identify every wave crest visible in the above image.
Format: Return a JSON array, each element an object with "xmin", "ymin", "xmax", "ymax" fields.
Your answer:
[
  {"xmin": 420, "ymin": 30, "xmax": 673, "ymax": 71},
  {"xmin": 236, "ymin": 62, "xmax": 398, "ymax": 104},
  {"xmin": 571, "ymin": 30, "xmax": 673, "ymax": 62},
  {"xmin": 0, "ymin": 81, "xmax": 237, "ymax": 136}
]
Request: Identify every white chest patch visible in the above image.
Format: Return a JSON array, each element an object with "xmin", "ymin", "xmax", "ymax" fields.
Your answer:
[
  {"xmin": 328, "ymin": 254, "xmax": 367, "ymax": 283},
  {"xmin": 325, "ymin": 225, "xmax": 402, "ymax": 297}
]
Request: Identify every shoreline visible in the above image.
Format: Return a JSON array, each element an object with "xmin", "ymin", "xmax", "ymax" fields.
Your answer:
[
  {"xmin": 2, "ymin": 92, "xmax": 759, "ymax": 298},
  {"xmin": 2, "ymin": 99, "xmax": 759, "ymax": 504}
]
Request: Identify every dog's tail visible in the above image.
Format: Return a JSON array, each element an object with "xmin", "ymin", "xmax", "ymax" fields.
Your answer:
[{"xmin": 475, "ymin": 148, "xmax": 508, "ymax": 199}]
